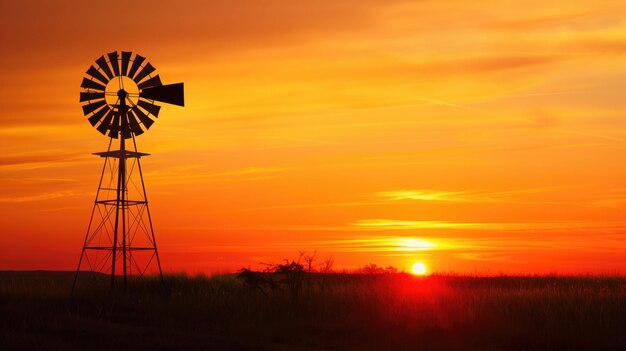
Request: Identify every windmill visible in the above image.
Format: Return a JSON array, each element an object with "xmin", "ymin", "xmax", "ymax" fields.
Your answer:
[{"xmin": 73, "ymin": 51, "xmax": 184, "ymax": 290}]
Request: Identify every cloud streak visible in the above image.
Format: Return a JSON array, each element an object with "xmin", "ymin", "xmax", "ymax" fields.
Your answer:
[
  {"xmin": 375, "ymin": 186, "xmax": 572, "ymax": 204},
  {"xmin": 350, "ymin": 219, "xmax": 486, "ymax": 230},
  {"xmin": 375, "ymin": 190, "xmax": 468, "ymax": 202},
  {"xmin": 0, "ymin": 191, "xmax": 75, "ymax": 203}
]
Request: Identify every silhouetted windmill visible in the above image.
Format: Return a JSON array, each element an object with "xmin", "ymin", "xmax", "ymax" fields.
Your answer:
[{"xmin": 73, "ymin": 51, "xmax": 184, "ymax": 290}]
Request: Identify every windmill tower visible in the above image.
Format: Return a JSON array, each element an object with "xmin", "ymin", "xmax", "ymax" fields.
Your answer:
[{"xmin": 73, "ymin": 51, "xmax": 184, "ymax": 290}]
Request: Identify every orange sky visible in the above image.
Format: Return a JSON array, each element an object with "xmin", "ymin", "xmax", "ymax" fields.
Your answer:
[{"xmin": 1, "ymin": 0, "xmax": 626, "ymax": 274}]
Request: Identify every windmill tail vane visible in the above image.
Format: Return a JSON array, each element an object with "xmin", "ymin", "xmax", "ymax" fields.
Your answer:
[{"xmin": 73, "ymin": 51, "xmax": 184, "ymax": 290}]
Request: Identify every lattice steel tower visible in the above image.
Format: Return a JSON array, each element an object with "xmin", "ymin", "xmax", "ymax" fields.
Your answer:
[{"xmin": 73, "ymin": 51, "xmax": 184, "ymax": 289}]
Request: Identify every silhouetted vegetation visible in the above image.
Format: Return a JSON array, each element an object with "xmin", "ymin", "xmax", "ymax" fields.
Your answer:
[
  {"xmin": 355, "ymin": 263, "xmax": 399, "ymax": 274},
  {"xmin": 1, "ymin": 270, "xmax": 625, "ymax": 350}
]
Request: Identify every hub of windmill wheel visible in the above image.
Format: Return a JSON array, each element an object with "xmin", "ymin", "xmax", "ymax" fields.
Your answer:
[{"xmin": 104, "ymin": 76, "xmax": 139, "ymax": 107}]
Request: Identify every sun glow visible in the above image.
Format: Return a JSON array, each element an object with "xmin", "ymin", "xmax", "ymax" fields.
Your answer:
[
  {"xmin": 397, "ymin": 238, "xmax": 437, "ymax": 251},
  {"xmin": 411, "ymin": 262, "xmax": 427, "ymax": 276}
]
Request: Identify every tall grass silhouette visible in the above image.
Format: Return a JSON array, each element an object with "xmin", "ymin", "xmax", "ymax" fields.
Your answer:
[{"xmin": 1, "ymin": 271, "xmax": 625, "ymax": 350}]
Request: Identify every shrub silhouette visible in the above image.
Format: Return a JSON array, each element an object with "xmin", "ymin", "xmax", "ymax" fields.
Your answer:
[
  {"xmin": 237, "ymin": 252, "xmax": 336, "ymax": 302},
  {"xmin": 356, "ymin": 263, "xmax": 398, "ymax": 274},
  {"xmin": 269, "ymin": 259, "xmax": 305, "ymax": 303},
  {"xmin": 236, "ymin": 268, "xmax": 276, "ymax": 296},
  {"xmin": 236, "ymin": 259, "xmax": 305, "ymax": 302}
]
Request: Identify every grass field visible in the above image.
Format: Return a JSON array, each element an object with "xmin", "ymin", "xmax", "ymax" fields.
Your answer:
[{"xmin": 1, "ymin": 271, "xmax": 625, "ymax": 350}]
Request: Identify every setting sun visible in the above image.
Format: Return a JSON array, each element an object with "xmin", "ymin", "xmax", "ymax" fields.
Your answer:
[{"xmin": 411, "ymin": 262, "xmax": 427, "ymax": 276}]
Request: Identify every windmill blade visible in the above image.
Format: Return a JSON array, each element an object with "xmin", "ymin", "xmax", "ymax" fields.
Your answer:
[
  {"xmin": 82, "ymin": 99, "xmax": 107, "ymax": 115},
  {"xmin": 81, "ymin": 78, "xmax": 106, "ymax": 91},
  {"xmin": 140, "ymin": 83, "xmax": 184, "ymax": 106},
  {"xmin": 79, "ymin": 92, "xmax": 104, "ymax": 102},
  {"xmin": 127, "ymin": 54, "xmax": 145, "ymax": 79},
  {"xmin": 138, "ymin": 100, "xmax": 161, "ymax": 117},
  {"xmin": 127, "ymin": 110, "xmax": 145, "ymax": 136},
  {"xmin": 108, "ymin": 112, "xmax": 121, "ymax": 138},
  {"xmin": 96, "ymin": 110, "xmax": 115, "ymax": 135},
  {"xmin": 133, "ymin": 62, "xmax": 156, "ymax": 84},
  {"xmin": 86, "ymin": 65, "xmax": 109, "ymax": 85},
  {"xmin": 131, "ymin": 106, "xmax": 155, "ymax": 129},
  {"xmin": 137, "ymin": 75, "xmax": 162, "ymax": 90},
  {"xmin": 121, "ymin": 51, "xmax": 132, "ymax": 76},
  {"xmin": 87, "ymin": 106, "xmax": 109, "ymax": 126},
  {"xmin": 107, "ymin": 51, "xmax": 120, "ymax": 76},
  {"xmin": 95, "ymin": 56, "xmax": 114, "ymax": 79}
]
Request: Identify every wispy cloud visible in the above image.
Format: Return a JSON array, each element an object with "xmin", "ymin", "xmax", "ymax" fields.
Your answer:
[
  {"xmin": 375, "ymin": 186, "xmax": 626, "ymax": 209},
  {"xmin": 456, "ymin": 252, "xmax": 520, "ymax": 263},
  {"xmin": 312, "ymin": 236, "xmax": 438, "ymax": 253},
  {"xmin": 249, "ymin": 186, "xmax": 569, "ymax": 211},
  {"xmin": 375, "ymin": 190, "xmax": 467, "ymax": 202},
  {"xmin": 349, "ymin": 219, "xmax": 626, "ymax": 232},
  {"xmin": 485, "ymin": 10, "xmax": 600, "ymax": 31},
  {"xmin": 350, "ymin": 219, "xmax": 486, "ymax": 230},
  {"xmin": 0, "ymin": 153, "xmax": 87, "ymax": 171},
  {"xmin": 375, "ymin": 186, "xmax": 570, "ymax": 204},
  {"xmin": 0, "ymin": 191, "xmax": 75, "ymax": 203},
  {"xmin": 248, "ymin": 186, "xmax": 567, "ymax": 211}
]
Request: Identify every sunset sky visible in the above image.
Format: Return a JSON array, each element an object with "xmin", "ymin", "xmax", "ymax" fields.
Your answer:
[{"xmin": 1, "ymin": 0, "xmax": 626, "ymax": 274}]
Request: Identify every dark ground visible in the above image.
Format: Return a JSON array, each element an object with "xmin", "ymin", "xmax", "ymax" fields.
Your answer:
[{"xmin": 1, "ymin": 271, "xmax": 625, "ymax": 350}]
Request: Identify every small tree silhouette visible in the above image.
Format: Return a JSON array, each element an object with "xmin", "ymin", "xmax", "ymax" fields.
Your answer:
[
  {"xmin": 238, "ymin": 252, "xmax": 337, "ymax": 301},
  {"xmin": 272, "ymin": 259, "xmax": 305, "ymax": 303},
  {"xmin": 236, "ymin": 268, "xmax": 276, "ymax": 296}
]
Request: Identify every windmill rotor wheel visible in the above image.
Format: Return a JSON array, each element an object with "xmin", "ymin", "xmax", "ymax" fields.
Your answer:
[{"xmin": 79, "ymin": 51, "xmax": 184, "ymax": 139}]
